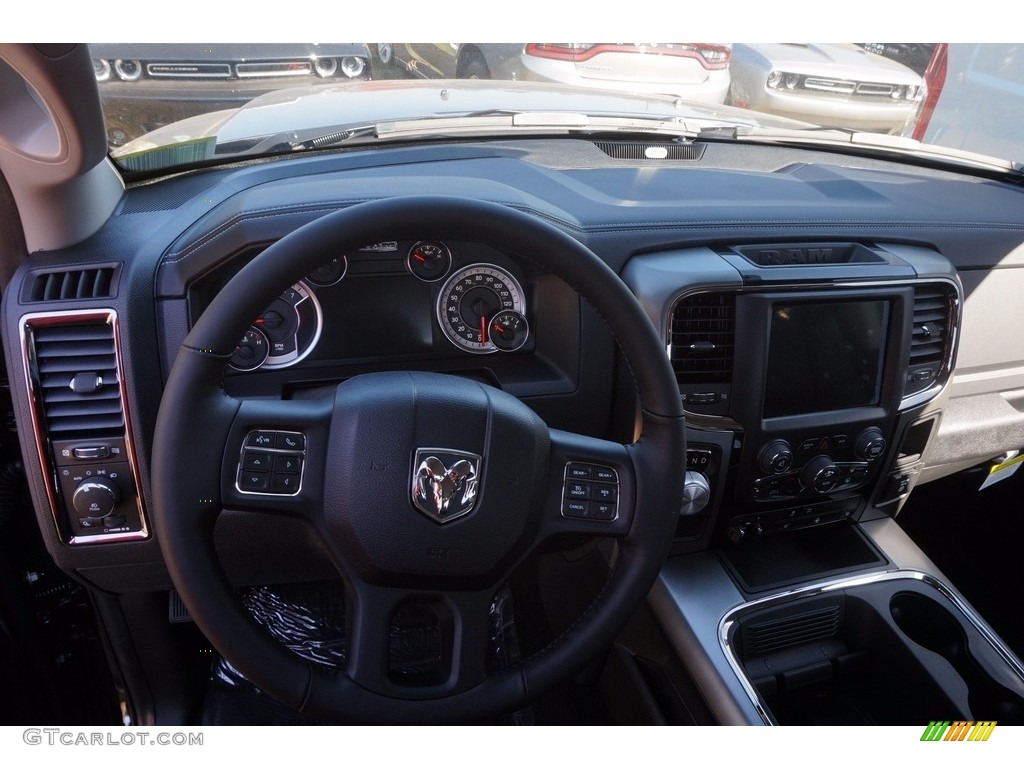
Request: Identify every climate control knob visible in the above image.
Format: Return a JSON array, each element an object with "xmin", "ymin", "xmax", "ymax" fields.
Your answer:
[
  {"xmin": 681, "ymin": 471, "xmax": 711, "ymax": 516},
  {"xmin": 801, "ymin": 455, "xmax": 841, "ymax": 494},
  {"xmin": 72, "ymin": 476, "xmax": 121, "ymax": 518},
  {"xmin": 758, "ymin": 440, "xmax": 794, "ymax": 475},
  {"xmin": 855, "ymin": 427, "xmax": 887, "ymax": 461}
]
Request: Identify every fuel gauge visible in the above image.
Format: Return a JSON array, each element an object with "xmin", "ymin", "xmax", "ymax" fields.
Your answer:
[
  {"xmin": 488, "ymin": 310, "xmax": 530, "ymax": 352},
  {"xmin": 230, "ymin": 327, "xmax": 270, "ymax": 371}
]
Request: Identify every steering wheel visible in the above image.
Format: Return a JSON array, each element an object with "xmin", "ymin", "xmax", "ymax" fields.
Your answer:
[{"xmin": 152, "ymin": 196, "xmax": 685, "ymax": 723}]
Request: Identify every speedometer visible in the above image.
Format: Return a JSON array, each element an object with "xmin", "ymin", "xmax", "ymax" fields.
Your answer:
[{"xmin": 436, "ymin": 264, "xmax": 526, "ymax": 354}]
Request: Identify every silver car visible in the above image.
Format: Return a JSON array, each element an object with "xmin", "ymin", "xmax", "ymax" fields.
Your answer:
[
  {"xmin": 728, "ymin": 43, "xmax": 925, "ymax": 134},
  {"xmin": 378, "ymin": 43, "xmax": 732, "ymax": 104}
]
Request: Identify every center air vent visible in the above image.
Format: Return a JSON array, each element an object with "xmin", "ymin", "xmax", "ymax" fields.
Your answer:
[
  {"xmin": 669, "ymin": 292, "xmax": 735, "ymax": 415},
  {"xmin": 670, "ymin": 292, "xmax": 735, "ymax": 383}
]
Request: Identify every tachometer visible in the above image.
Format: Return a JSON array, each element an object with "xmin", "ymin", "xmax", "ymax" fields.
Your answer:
[
  {"xmin": 229, "ymin": 281, "xmax": 323, "ymax": 371},
  {"xmin": 436, "ymin": 264, "xmax": 526, "ymax": 354}
]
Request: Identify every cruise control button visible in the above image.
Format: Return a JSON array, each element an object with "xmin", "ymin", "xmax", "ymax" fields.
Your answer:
[
  {"xmin": 565, "ymin": 482, "xmax": 590, "ymax": 499},
  {"xmin": 564, "ymin": 500, "xmax": 590, "ymax": 518},
  {"xmin": 566, "ymin": 463, "xmax": 593, "ymax": 480},
  {"xmin": 593, "ymin": 467, "xmax": 617, "ymax": 483},
  {"xmin": 592, "ymin": 503, "xmax": 617, "ymax": 521},
  {"xmin": 592, "ymin": 484, "xmax": 616, "ymax": 502}
]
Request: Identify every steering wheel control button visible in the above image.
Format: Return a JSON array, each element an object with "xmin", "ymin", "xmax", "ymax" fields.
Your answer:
[
  {"xmin": 239, "ymin": 471, "xmax": 270, "ymax": 493},
  {"xmin": 242, "ymin": 451, "xmax": 273, "ymax": 471},
  {"xmin": 236, "ymin": 430, "xmax": 306, "ymax": 496},
  {"xmin": 277, "ymin": 433, "xmax": 305, "ymax": 451},
  {"xmin": 561, "ymin": 462, "xmax": 619, "ymax": 521},
  {"xmin": 247, "ymin": 431, "xmax": 277, "ymax": 448}
]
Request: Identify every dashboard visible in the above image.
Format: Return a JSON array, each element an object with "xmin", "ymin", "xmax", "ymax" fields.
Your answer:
[
  {"xmin": 7, "ymin": 129, "xmax": 1024, "ymax": 725},
  {"xmin": 6, "ymin": 137, "xmax": 1023, "ymax": 588}
]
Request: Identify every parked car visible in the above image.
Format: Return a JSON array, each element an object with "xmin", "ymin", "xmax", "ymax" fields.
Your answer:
[
  {"xmin": 2, "ymin": 40, "xmax": 1024, "ymax": 752},
  {"xmin": 728, "ymin": 42, "xmax": 925, "ymax": 133},
  {"xmin": 377, "ymin": 43, "xmax": 732, "ymax": 104},
  {"xmin": 91, "ymin": 43, "xmax": 372, "ymax": 146}
]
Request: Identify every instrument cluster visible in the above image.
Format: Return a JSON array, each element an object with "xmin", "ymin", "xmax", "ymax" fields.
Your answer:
[{"xmin": 226, "ymin": 239, "xmax": 532, "ymax": 373}]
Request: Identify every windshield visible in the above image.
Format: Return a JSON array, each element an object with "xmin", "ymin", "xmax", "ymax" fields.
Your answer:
[{"xmin": 91, "ymin": 43, "xmax": 1023, "ymax": 175}]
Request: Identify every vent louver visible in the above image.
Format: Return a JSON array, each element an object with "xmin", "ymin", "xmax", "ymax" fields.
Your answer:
[
  {"xmin": 743, "ymin": 605, "xmax": 842, "ymax": 656},
  {"xmin": 909, "ymin": 284, "xmax": 952, "ymax": 367},
  {"xmin": 24, "ymin": 266, "xmax": 118, "ymax": 303},
  {"xmin": 30, "ymin": 321, "xmax": 124, "ymax": 438},
  {"xmin": 670, "ymin": 292, "xmax": 736, "ymax": 385}
]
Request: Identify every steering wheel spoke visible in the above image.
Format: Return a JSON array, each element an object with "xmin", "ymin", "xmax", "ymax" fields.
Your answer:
[{"xmin": 345, "ymin": 582, "xmax": 498, "ymax": 699}]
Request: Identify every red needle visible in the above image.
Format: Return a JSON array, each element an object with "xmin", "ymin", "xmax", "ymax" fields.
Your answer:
[{"xmin": 480, "ymin": 315, "xmax": 488, "ymax": 343}]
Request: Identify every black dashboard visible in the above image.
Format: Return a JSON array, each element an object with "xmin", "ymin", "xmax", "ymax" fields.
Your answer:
[{"xmin": 5, "ymin": 136, "xmax": 1024, "ymax": 594}]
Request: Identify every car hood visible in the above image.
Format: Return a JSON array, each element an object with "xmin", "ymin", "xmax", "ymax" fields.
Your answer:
[
  {"xmin": 737, "ymin": 43, "xmax": 922, "ymax": 83},
  {"xmin": 112, "ymin": 77, "xmax": 811, "ymax": 160}
]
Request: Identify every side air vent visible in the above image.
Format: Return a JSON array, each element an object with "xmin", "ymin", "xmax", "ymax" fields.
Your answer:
[
  {"xmin": 594, "ymin": 141, "xmax": 705, "ymax": 161},
  {"xmin": 23, "ymin": 265, "xmax": 119, "ymax": 303},
  {"xmin": 905, "ymin": 283, "xmax": 957, "ymax": 397},
  {"xmin": 28, "ymin": 321, "xmax": 124, "ymax": 438},
  {"xmin": 669, "ymin": 292, "xmax": 735, "ymax": 415},
  {"xmin": 742, "ymin": 604, "xmax": 842, "ymax": 656},
  {"xmin": 21, "ymin": 310, "xmax": 147, "ymax": 545}
]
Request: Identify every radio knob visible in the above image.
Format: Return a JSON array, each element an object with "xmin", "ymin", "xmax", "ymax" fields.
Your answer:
[
  {"xmin": 72, "ymin": 476, "xmax": 121, "ymax": 518},
  {"xmin": 855, "ymin": 428, "xmax": 887, "ymax": 461},
  {"xmin": 681, "ymin": 471, "xmax": 711, "ymax": 516},
  {"xmin": 801, "ymin": 455, "xmax": 840, "ymax": 494},
  {"xmin": 758, "ymin": 440, "xmax": 794, "ymax": 475}
]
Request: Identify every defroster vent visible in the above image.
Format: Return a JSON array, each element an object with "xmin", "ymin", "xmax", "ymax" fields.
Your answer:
[{"xmin": 23, "ymin": 265, "xmax": 119, "ymax": 303}]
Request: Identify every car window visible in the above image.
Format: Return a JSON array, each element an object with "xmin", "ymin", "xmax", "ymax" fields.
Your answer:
[{"xmin": 89, "ymin": 42, "xmax": 1024, "ymax": 177}]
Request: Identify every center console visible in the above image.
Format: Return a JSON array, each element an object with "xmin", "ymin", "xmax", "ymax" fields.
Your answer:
[{"xmin": 615, "ymin": 241, "xmax": 1024, "ymax": 726}]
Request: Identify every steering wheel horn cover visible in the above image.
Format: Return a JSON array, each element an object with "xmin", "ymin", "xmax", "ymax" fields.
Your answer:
[{"xmin": 152, "ymin": 196, "xmax": 685, "ymax": 723}]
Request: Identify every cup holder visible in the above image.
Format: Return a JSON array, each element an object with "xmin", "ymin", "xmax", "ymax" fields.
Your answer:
[
  {"xmin": 890, "ymin": 591, "xmax": 1024, "ymax": 724},
  {"xmin": 726, "ymin": 575, "xmax": 1024, "ymax": 725}
]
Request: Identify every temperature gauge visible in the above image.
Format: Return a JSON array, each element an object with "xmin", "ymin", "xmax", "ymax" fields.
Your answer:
[{"xmin": 488, "ymin": 310, "xmax": 530, "ymax": 352}]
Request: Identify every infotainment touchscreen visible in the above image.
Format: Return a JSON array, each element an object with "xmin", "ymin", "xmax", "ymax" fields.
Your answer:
[{"xmin": 764, "ymin": 300, "xmax": 889, "ymax": 418}]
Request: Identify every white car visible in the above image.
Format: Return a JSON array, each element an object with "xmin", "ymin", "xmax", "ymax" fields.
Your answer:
[{"xmin": 728, "ymin": 43, "xmax": 925, "ymax": 133}]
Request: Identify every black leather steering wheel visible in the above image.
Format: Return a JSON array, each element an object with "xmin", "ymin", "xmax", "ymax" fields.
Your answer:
[{"xmin": 152, "ymin": 196, "xmax": 685, "ymax": 723}]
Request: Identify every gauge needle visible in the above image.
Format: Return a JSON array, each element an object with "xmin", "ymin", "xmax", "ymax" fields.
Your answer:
[{"xmin": 480, "ymin": 315, "xmax": 488, "ymax": 343}]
